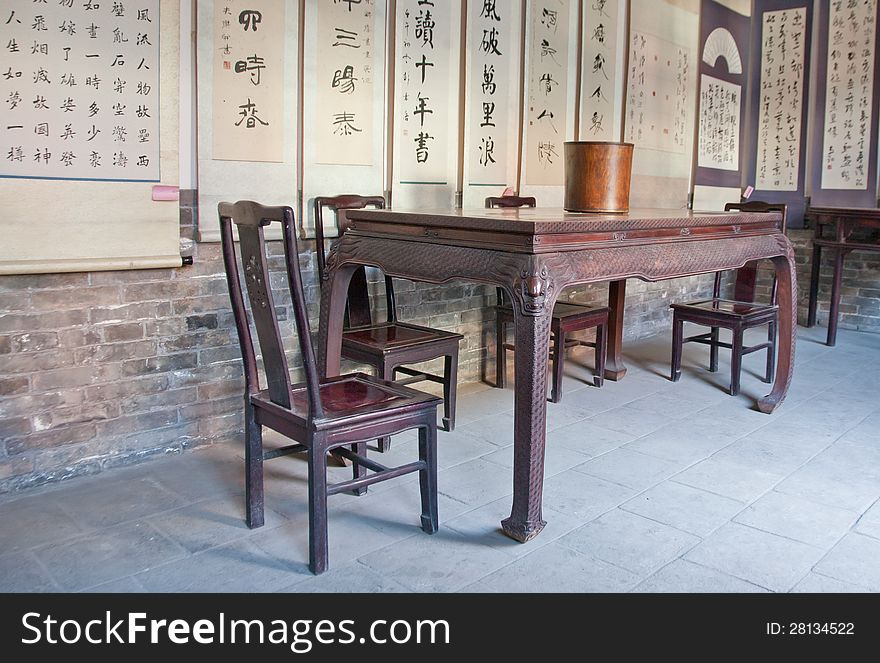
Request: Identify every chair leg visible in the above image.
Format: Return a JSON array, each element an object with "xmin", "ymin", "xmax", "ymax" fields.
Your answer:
[
  {"xmin": 495, "ymin": 315, "xmax": 507, "ymax": 389},
  {"xmin": 671, "ymin": 315, "xmax": 683, "ymax": 382},
  {"xmin": 244, "ymin": 399, "xmax": 264, "ymax": 529},
  {"xmin": 765, "ymin": 321, "xmax": 777, "ymax": 384},
  {"xmin": 730, "ymin": 327, "xmax": 744, "ymax": 396},
  {"xmin": 594, "ymin": 322, "xmax": 606, "ymax": 388},
  {"xmin": 377, "ymin": 363, "xmax": 395, "ymax": 452},
  {"xmin": 709, "ymin": 326, "xmax": 720, "ymax": 372},
  {"xmin": 550, "ymin": 330, "xmax": 565, "ymax": 403},
  {"xmin": 418, "ymin": 422, "xmax": 439, "ymax": 535},
  {"xmin": 307, "ymin": 444, "xmax": 329, "ymax": 575},
  {"xmin": 443, "ymin": 350, "xmax": 458, "ymax": 432},
  {"xmin": 351, "ymin": 441, "xmax": 367, "ymax": 496}
]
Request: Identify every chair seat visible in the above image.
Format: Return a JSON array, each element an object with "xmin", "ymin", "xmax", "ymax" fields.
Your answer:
[
  {"xmin": 343, "ymin": 321, "xmax": 463, "ymax": 354},
  {"xmin": 671, "ymin": 298, "xmax": 777, "ymax": 320},
  {"xmin": 253, "ymin": 373, "xmax": 441, "ymax": 430}
]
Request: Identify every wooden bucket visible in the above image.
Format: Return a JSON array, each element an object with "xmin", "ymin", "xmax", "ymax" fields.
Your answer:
[{"xmin": 564, "ymin": 141, "xmax": 634, "ymax": 213}]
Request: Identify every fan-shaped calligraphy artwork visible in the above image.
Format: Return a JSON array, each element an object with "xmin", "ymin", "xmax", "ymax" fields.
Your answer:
[{"xmin": 702, "ymin": 27, "xmax": 743, "ymax": 74}]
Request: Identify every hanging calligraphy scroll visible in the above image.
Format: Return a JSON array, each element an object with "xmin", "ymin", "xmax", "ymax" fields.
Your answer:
[
  {"xmin": 743, "ymin": 0, "xmax": 812, "ymax": 227},
  {"xmin": 196, "ymin": 0, "xmax": 298, "ymax": 242},
  {"xmin": 391, "ymin": 0, "xmax": 462, "ymax": 210},
  {"xmin": 302, "ymin": 0, "xmax": 385, "ymax": 238},
  {"xmin": 0, "ymin": 0, "xmax": 161, "ymax": 182},
  {"xmin": 520, "ymin": 0, "xmax": 578, "ymax": 203},
  {"xmin": 625, "ymin": 0, "xmax": 698, "ymax": 209},
  {"xmin": 809, "ymin": 0, "xmax": 880, "ymax": 208},
  {"xmin": 579, "ymin": 0, "xmax": 627, "ymax": 142},
  {"xmin": 461, "ymin": 0, "xmax": 523, "ymax": 208},
  {"xmin": 211, "ymin": 0, "xmax": 284, "ymax": 162},
  {"xmin": 0, "ymin": 0, "xmax": 180, "ymax": 274},
  {"xmin": 691, "ymin": 0, "xmax": 750, "ymax": 211}
]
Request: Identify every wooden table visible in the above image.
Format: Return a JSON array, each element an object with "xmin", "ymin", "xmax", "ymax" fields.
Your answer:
[
  {"xmin": 318, "ymin": 207, "xmax": 796, "ymax": 543},
  {"xmin": 805, "ymin": 206, "xmax": 880, "ymax": 346}
]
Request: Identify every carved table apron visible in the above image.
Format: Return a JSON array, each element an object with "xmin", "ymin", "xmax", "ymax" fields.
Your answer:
[{"xmin": 318, "ymin": 207, "xmax": 797, "ymax": 543}]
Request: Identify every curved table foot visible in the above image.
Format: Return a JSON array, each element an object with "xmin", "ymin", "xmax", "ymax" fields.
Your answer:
[{"xmin": 501, "ymin": 517, "xmax": 547, "ymax": 543}]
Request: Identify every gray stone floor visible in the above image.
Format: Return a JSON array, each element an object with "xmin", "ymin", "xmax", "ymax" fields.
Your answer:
[{"xmin": 2, "ymin": 325, "xmax": 879, "ymax": 593}]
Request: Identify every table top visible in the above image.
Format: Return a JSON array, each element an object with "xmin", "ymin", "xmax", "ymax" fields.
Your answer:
[
  {"xmin": 342, "ymin": 207, "xmax": 784, "ymax": 254},
  {"xmin": 806, "ymin": 206, "xmax": 880, "ymax": 221}
]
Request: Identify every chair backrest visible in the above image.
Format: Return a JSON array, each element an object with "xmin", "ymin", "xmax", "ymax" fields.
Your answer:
[
  {"xmin": 722, "ymin": 201, "xmax": 788, "ymax": 303},
  {"xmin": 313, "ymin": 195, "xmax": 391, "ymax": 327},
  {"xmin": 485, "ymin": 195, "xmax": 537, "ymax": 209},
  {"xmin": 486, "ymin": 196, "xmax": 537, "ymax": 304},
  {"xmin": 219, "ymin": 201, "xmax": 324, "ymax": 420}
]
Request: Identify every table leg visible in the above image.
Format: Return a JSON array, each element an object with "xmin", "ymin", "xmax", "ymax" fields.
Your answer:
[
  {"xmin": 318, "ymin": 257, "xmax": 359, "ymax": 378},
  {"xmin": 758, "ymin": 250, "xmax": 797, "ymax": 414},
  {"xmin": 604, "ymin": 279, "xmax": 627, "ymax": 381},
  {"xmin": 826, "ymin": 249, "xmax": 848, "ymax": 347},
  {"xmin": 500, "ymin": 306, "xmax": 554, "ymax": 543},
  {"xmin": 806, "ymin": 243, "xmax": 821, "ymax": 328}
]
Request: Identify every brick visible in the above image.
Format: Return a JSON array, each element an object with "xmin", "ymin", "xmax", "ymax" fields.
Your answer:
[
  {"xmin": 198, "ymin": 346, "xmax": 241, "ymax": 365},
  {"xmin": 0, "ymin": 351, "xmax": 76, "ymax": 374},
  {"xmin": 168, "ymin": 362, "xmax": 242, "ymax": 387},
  {"xmin": 0, "ymin": 376, "xmax": 28, "ymax": 396},
  {"xmin": 0, "ymin": 336, "xmax": 10, "ymax": 354},
  {"xmin": 0, "ymin": 417, "xmax": 31, "ymax": 438},
  {"xmin": 29, "ymin": 285, "xmax": 121, "ymax": 310},
  {"xmin": 101, "ymin": 323, "xmax": 145, "ymax": 342},
  {"xmin": 0, "ymin": 273, "xmax": 89, "ymax": 291},
  {"xmin": 0, "ymin": 455, "xmax": 35, "ymax": 481},
  {"xmin": 197, "ymin": 380, "xmax": 242, "ymax": 400},
  {"xmin": 0, "ymin": 310, "xmax": 88, "ymax": 333},
  {"xmin": 0, "ymin": 292, "xmax": 32, "ymax": 312},
  {"xmin": 122, "ymin": 352, "xmax": 198, "ymax": 377},
  {"xmin": 144, "ymin": 318, "xmax": 188, "ymax": 337},
  {"xmin": 96, "ymin": 409, "xmax": 179, "ymax": 439},
  {"xmin": 0, "ymin": 390, "xmax": 86, "ymax": 419},
  {"xmin": 31, "ymin": 364, "xmax": 121, "ymax": 391},
  {"xmin": 120, "ymin": 387, "xmax": 198, "ymax": 414},
  {"xmin": 10, "ymin": 332, "xmax": 60, "ymax": 353},
  {"xmin": 122, "ymin": 280, "xmax": 201, "ymax": 303},
  {"xmin": 86, "ymin": 375, "xmax": 171, "ymax": 402},
  {"xmin": 5, "ymin": 422, "xmax": 97, "ymax": 455},
  {"xmin": 179, "ymin": 395, "xmax": 241, "ymax": 421},
  {"xmin": 31, "ymin": 402, "xmax": 120, "ymax": 433},
  {"xmin": 172, "ymin": 295, "xmax": 232, "ymax": 315},
  {"xmin": 58, "ymin": 328, "xmax": 102, "ymax": 348},
  {"xmin": 158, "ymin": 329, "xmax": 233, "ymax": 353},
  {"xmin": 185, "ymin": 314, "xmax": 219, "ymax": 331},
  {"xmin": 89, "ymin": 301, "xmax": 172, "ymax": 324},
  {"xmin": 198, "ymin": 412, "xmax": 244, "ymax": 439},
  {"xmin": 74, "ymin": 340, "xmax": 158, "ymax": 364}
]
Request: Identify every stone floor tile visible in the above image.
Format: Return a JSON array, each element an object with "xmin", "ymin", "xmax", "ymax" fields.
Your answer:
[
  {"xmin": 684, "ymin": 522, "xmax": 826, "ymax": 592},
  {"xmin": 813, "ymin": 533, "xmax": 880, "ymax": 591},
  {"xmin": 558, "ymin": 509, "xmax": 700, "ymax": 576},
  {"xmin": 542, "ymin": 470, "xmax": 638, "ymax": 522},
  {"xmin": 733, "ymin": 491, "xmax": 859, "ymax": 549},
  {"xmin": 633, "ymin": 559, "xmax": 768, "ymax": 593},
  {"xmin": 622, "ymin": 481, "xmax": 745, "ymax": 537},
  {"xmin": 573, "ymin": 448, "xmax": 684, "ymax": 491},
  {"xmin": 0, "ymin": 551, "xmax": 61, "ymax": 592}
]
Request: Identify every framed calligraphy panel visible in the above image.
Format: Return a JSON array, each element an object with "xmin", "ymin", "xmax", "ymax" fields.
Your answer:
[
  {"xmin": 391, "ymin": 0, "xmax": 462, "ymax": 210},
  {"xmin": 692, "ymin": 0, "xmax": 751, "ymax": 211},
  {"xmin": 0, "ymin": 0, "xmax": 180, "ymax": 274},
  {"xmin": 302, "ymin": 0, "xmax": 386, "ymax": 238},
  {"xmin": 743, "ymin": 0, "xmax": 812, "ymax": 227},
  {"xmin": 579, "ymin": 0, "xmax": 627, "ymax": 142},
  {"xmin": 809, "ymin": 0, "xmax": 880, "ymax": 208},
  {"xmin": 196, "ymin": 0, "xmax": 298, "ymax": 242},
  {"xmin": 625, "ymin": 0, "xmax": 698, "ymax": 209},
  {"xmin": 461, "ymin": 0, "xmax": 523, "ymax": 208},
  {"xmin": 520, "ymin": 0, "xmax": 579, "ymax": 204}
]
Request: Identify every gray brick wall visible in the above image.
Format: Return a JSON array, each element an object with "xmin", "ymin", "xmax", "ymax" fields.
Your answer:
[{"xmin": 6, "ymin": 209, "xmax": 872, "ymax": 494}]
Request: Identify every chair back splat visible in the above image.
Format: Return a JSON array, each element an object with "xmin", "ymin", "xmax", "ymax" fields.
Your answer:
[{"xmin": 219, "ymin": 201, "xmax": 323, "ymax": 420}]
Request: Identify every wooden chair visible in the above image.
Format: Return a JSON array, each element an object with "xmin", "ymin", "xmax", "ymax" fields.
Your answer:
[
  {"xmin": 486, "ymin": 195, "xmax": 609, "ymax": 403},
  {"xmin": 314, "ymin": 195, "xmax": 462, "ymax": 451},
  {"xmin": 670, "ymin": 201, "xmax": 788, "ymax": 396},
  {"xmin": 219, "ymin": 201, "xmax": 439, "ymax": 575}
]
